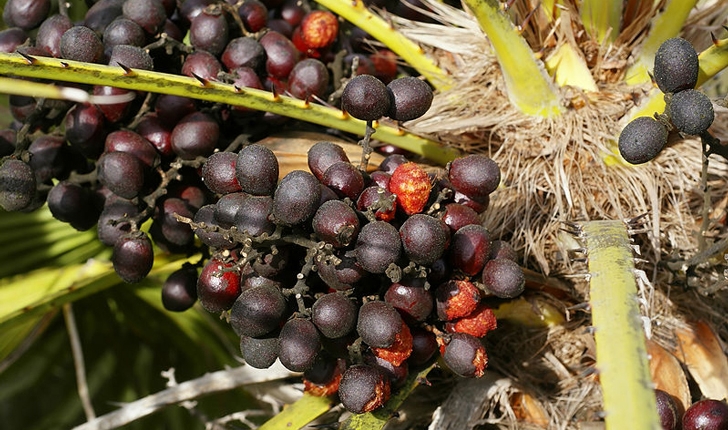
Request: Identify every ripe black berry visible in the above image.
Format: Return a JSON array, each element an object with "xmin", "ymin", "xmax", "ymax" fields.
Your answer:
[
  {"xmin": 112, "ymin": 232, "xmax": 154, "ymax": 283},
  {"xmin": 341, "ymin": 74, "xmax": 390, "ymax": 121},
  {"xmin": 653, "ymin": 37, "xmax": 699, "ymax": 94},
  {"xmin": 683, "ymin": 399, "xmax": 728, "ymax": 430},
  {"xmin": 618, "ymin": 116, "xmax": 668, "ymax": 165},
  {"xmin": 386, "ymin": 76, "xmax": 434, "ymax": 121},
  {"xmin": 669, "ymin": 89, "xmax": 714, "ymax": 136}
]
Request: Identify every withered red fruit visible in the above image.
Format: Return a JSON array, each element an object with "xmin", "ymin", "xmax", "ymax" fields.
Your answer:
[
  {"xmin": 435, "ymin": 280, "xmax": 481, "ymax": 321},
  {"xmin": 372, "ymin": 321, "xmax": 413, "ymax": 366},
  {"xmin": 299, "ymin": 10, "xmax": 338, "ymax": 50},
  {"xmin": 444, "ymin": 303, "xmax": 497, "ymax": 338},
  {"xmin": 388, "ymin": 162, "xmax": 432, "ymax": 215}
]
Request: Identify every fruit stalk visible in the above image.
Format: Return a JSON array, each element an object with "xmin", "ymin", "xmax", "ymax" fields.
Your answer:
[
  {"xmin": 0, "ymin": 53, "xmax": 460, "ymax": 165},
  {"xmin": 461, "ymin": 0, "xmax": 562, "ymax": 117},
  {"xmin": 581, "ymin": 220, "xmax": 660, "ymax": 430}
]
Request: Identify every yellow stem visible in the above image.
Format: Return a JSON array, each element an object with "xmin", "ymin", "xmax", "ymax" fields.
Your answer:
[
  {"xmin": 624, "ymin": 0, "xmax": 699, "ymax": 85},
  {"xmin": 582, "ymin": 220, "xmax": 660, "ymax": 430},
  {"xmin": 462, "ymin": 0, "xmax": 562, "ymax": 117},
  {"xmin": 0, "ymin": 53, "xmax": 460, "ymax": 165}
]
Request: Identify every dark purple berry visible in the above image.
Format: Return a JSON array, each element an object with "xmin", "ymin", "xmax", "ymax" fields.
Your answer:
[
  {"xmin": 341, "ymin": 74, "xmax": 390, "ymax": 121},
  {"xmin": 481, "ymin": 258, "xmax": 525, "ymax": 299},
  {"xmin": 162, "ymin": 266, "xmax": 199, "ymax": 312},
  {"xmin": 230, "ymin": 285, "xmax": 288, "ymax": 338},
  {"xmin": 312, "ymin": 293, "xmax": 358, "ymax": 338},
  {"xmin": 278, "ymin": 318, "xmax": 321, "ymax": 372},
  {"xmin": 112, "ymin": 232, "xmax": 154, "ymax": 283},
  {"xmin": 236, "ymin": 144, "xmax": 279, "ymax": 196},
  {"xmin": 272, "ymin": 170, "xmax": 321, "ymax": 226},
  {"xmin": 357, "ymin": 300, "xmax": 403, "ymax": 348},
  {"xmin": 386, "ymin": 76, "xmax": 433, "ymax": 121},
  {"xmin": 399, "ymin": 214, "xmax": 449, "ymax": 265},
  {"xmin": 338, "ymin": 364, "xmax": 391, "ymax": 414},
  {"xmin": 654, "ymin": 37, "xmax": 699, "ymax": 94},
  {"xmin": 683, "ymin": 399, "xmax": 728, "ymax": 430},
  {"xmin": 355, "ymin": 220, "xmax": 402, "ymax": 274}
]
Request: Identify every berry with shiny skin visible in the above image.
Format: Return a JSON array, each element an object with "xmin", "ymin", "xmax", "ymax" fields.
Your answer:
[
  {"xmin": 342, "ymin": 74, "xmax": 390, "ymax": 121},
  {"xmin": 447, "ymin": 154, "xmax": 499, "ymax": 202},
  {"xmin": 112, "ymin": 232, "xmax": 154, "ymax": 283},
  {"xmin": 386, "ymin": 76, "xmax": 434, "ymax": 121}
]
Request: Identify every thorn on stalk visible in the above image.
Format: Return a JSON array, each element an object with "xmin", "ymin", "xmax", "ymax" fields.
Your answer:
[
  {"xmin": 118, "ymin": 62, "xmax": 134, "ymax": 75},
  {"xmin": 18, "ymin": 51, "xmax": 36, "ymax": 64},
  {"xmin": 191, "ymin": 72, "xmax": 211, "ymax": 87}
]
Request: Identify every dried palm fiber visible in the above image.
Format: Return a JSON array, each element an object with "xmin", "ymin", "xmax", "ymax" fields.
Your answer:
[
  {"xmin": 356, "ymin": 2, "xmax": 728, "ymax": 427},
  {"xmin": 374, "ymin": 0, "xmax": 728, "ymax": 276}
]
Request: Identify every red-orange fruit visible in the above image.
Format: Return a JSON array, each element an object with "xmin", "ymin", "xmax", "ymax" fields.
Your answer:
[
  {"xmin": 435, "ymin": 280, "xmax": 481, "ymax": 321},
  {"xmin": 303, "ymin": 357, "xmax": 346, "ymax": 397},
  {"xmin": 444, "ymin": 303, "xmax": 497, "ymax": 338},
  {"xmin": 372, "ymin": 321, "xmax": 413, "ymax": 366},
  {"xmin": 388, "ymin": 162, "xmax": 431, "ymax": 215},
  {"xmin": 299, "ymin": 10, "xmax": 338, "ymax": 49}
]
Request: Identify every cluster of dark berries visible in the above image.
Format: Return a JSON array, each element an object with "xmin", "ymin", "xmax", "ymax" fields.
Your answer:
[
  {"xmin": 0, "ymin": 0, "xmax": 524, "ymax": 415},
  {"xmin": 655, "ymin": 390, "xmax": 728, "ymax": 430},
  {"xmin": 0, "ymin": 0, "xmax": 435, "ymax": 282},
  {"xmin": 618, "ymin": 37, "xmax": 715, "ymax": 165},
  {"xmin": 180, "ymin": 140, "xmax": 522, "ymax": 414}
]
